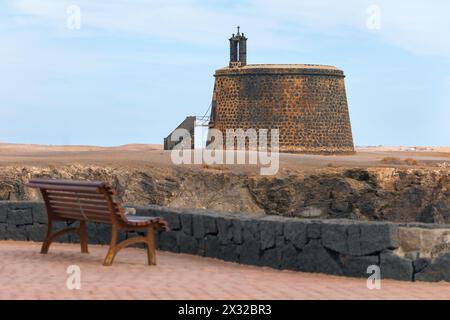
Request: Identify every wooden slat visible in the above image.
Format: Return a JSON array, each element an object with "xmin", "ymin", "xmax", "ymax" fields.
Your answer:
[
  {"xmin": 47, "ymin": 197, "xmax": 109, "ymax": 206},
  {"xmin": 46, "ymin": 192, "xmax": 106, "ymax": 201},
  {"xmin": 49, "ymin": 200, "xmax": 110, "ymax": 211},
  {"xmin": 50, "ymin": 204, "xmax": 110, "ymax": 214},
  {"xmin": 28, "ymin": 179, "xmax": 106, "ymax": 188},
  {"xmin": 27, "ymin": 183, "xmax": 101, "ymax": 193}
]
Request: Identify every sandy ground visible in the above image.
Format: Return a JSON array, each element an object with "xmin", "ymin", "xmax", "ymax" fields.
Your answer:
[
  {"xmin": 1, "ymin": 240, "xmax": 449, "ymax": 300},
  {"xmin": 0, "ymin": 143, "xmax": 449, "ymax": 173}
]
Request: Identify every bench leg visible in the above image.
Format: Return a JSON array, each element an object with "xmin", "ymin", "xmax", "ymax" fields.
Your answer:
[
  {"xmin": 103, "ymin": 224, "xmax": 158, "ymax": 266},
  {"xmin": 79, "ymin": 221, "xmax": 89, "ymax": 254},
  {"xmin": 103, "ymin": 224, "xmax": 118, "ymax": 266},
  {"xmin": 41, "ymin": 219, "xmax": 53, "ymax": 254},
  {"xmin": 146, "ymin": 226, "xmax": 156, "ymax": 266}
]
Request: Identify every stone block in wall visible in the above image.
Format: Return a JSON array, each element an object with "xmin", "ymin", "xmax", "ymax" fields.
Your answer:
[
  {"xmin": 31, "ymin": 203, "xmax": 47, "ymax": 224},
  {"xmin": 412, "ymin": 258, "xmax": 430, "ymax": 274},
  {"xmin": 180, "ymin": 213, "xmax": 193, "ymax": 236},
  {"xmin": 0, "ymin": 206, "xmax": 6, "ymax": 223},
  {"xmin": 341, "ymin": 255, "xmax": 379, "ymax": 278},
  {"xmin": 239, "ymin": 238, "xmax": 260, "ymax": 265},
  {"xmin": 7, "ymin": 208, "xmax": 33, "ymax": 226},
  {"xmin": 177, "ymin": 232, "xmax": 198, "ymax": 254},
  {"xmin": 297, "ymin": 240, "xmax": 343, "ymax": 276},
  {"xmin": 192, "ymin": 215, "xmax": 205, "ymax": 239},
  {"xmin": 307, "ymin": 222, "xmax": 322, "ymax": 239},
  {"xmin": 5, "ymin": 224, "xmax": 28, "ymax": 241},
  {"xmin": 203, "ymin": 235, "xmax": 221, "ymax": 258},
  {"xmin": 360, "ymin": 223, "xmax": 399, "ymax": 255},
  {"xmin": 26, "ymin": 224, "xmax": 47, "ymax": 242},
  {"xmin": 216, "ymin": 216, "xmax": 233, "ymax": 245},
  {"xmin": 0, "ymin": 223, "xmax": 6, "ymax": 240},
  {"xmin": 380, "ymin": 251, "xmax": 413, "ymax": 281},
  {"xmin": 158, "ymin": 230, "xmax": 179, "ymax": 252},
  {"xmin": 346, "ymin": 223, "xmax": 399, "ymax": 256},
  {"xmin": 281, "ymin": 243, "xmax": 298, "ymax": 270},
  {"xmin": 231, "ymin": 219, "xmax": 243, "ymax": 244},
  {"xmin": 322, "ymin": 223, "xmax": 349, "ymax": 254},
  {"xmin": 219, "ymin": 243, "xmax": 239, "ymax": 262},
  {"xmin": 260, "ymin": 219, "xmax": 283, "ymax": 250},
  {"xmin": 347, "ymin": 224, "xmax": 362, "ymax": 255},
  {"xmin": 91, "ymin": 223, "xmax": 109, "ymax": 245},
  {"xmin": 415, "ymin": 252, "xmax": 450, "ymax": 282},
  {"xmin": 203, "ymin": 215, "xmax": 218, "ymax": 236},
  {"xmin": 284, "ymin": 220, "xmax": 307, "ymax": 250}
]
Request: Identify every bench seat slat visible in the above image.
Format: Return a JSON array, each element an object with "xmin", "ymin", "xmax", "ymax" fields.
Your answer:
[
  {"xmin": 46, "ymin": 192, "xmax": 107, "ymax": 201},
  {"xmin": 48, "ymin": 197, "xmax": 110, "ymax": 206},
  {"xmin": 49, "ymin": 201, "xmax": 111, "ymax": 212}
]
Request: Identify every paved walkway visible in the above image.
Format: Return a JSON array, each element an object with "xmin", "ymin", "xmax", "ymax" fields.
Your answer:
[{"xmin": 0, "ymin": 240, "xmax": 449, "ymax": 300}]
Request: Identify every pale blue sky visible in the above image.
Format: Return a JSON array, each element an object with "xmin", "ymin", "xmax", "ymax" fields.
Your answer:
[{"xmin": 0, "ymin": 0, "xmax": 449, "ymax": 146}]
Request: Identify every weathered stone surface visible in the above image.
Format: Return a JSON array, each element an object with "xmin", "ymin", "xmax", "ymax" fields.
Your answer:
[
  {"xmin": 281, "ymin": 243, "xmax": 298, "ymax": 270},
  {"xmin": 0, "ymin": 223, "xmax": 6, "ymax": 240},
  {"xmin": 260, "ymin": 247, "xmax": 281, "ymax": 268},
  {"xmin": 7, "ymin": 208, "xmax": 33, "ymax": 226},
  {"xmin": 415, "ymin": 252, "xmax": 450, "ymax": 282},
  {"xmin": 307, "ymin": 223, "xmax": 322, "ymax": 239},
  {"xmin": 180, "ymin": 213, "xmax": 193, "ymax": 236},
  {"xmin": 32, "ymin": 203, "xmax": 47, "ymax": 224},
  {"xmin": 177, "ymin": 232, "xmax": 198, "ymax": 254},
  {"xmin": 0, "ymin": 206, "xmax": 7, "ymax": 222},
  {"xmin": 341, "ymin": 255, "xmax": 379, "ymax": 278},
  {"xmin": 211, "ymin": 65, "xmax": 354, "ymax": 154},
  {"xmin": 150, "ymin": 209, "xmax": 181, "ymax": 231},
  {"xmin": 322, "ymin": 223, "xmax": 348, "ymax": 254},
  {"xmin": 192, "ymin": 215, "xmax": 205, "ymax": 239},
  {"xmin": 260, "ymin": 220, "xmax": 279, "ymax": 250},
  {"xmin": 203, "ymin": 235, "xmax": 221, "ymax": 258},
  {"xmin": 359, "ymin": 223, "xmax": 399, "ymax": 255},
  {"xmin": 413, "ymin": 258, "xmax": 430, "ymax": 274},
  {"xmin": 26, "ymin": 224, "xmax": 47, "ymax": 242},
  {"xmin": 219, "ymin": 243, "xmax": 239, "ymax": 262},
  {"xmin": 380, "ymin": 251, "xmax": 413, "ymax": 281},
  {"xmin": 216, "ymin": 217, "xmax": 233, "ymax": 244},
  {"xmin": 203, "ymin": 215, "xmax": 218, "ymax": 235},
  {"xmin": 284, "ymin": 220, "xmax": 307, "ymax": 249},
  {"xmin": 158, "ymin": 231, "xmax": 178, "ymax": 252},
  {"xmin": 5, "ymin": 224, "xmax": 28, "ymax": 241},
  {"xmin": 231, "ymin": 219, "xmax": 243, "ymax": 244},
  {"xmin": 297, "ymin": 240, "xmax": 343, "ymax": 276},
  {"xmin": 239, "ymin": 239, "xmax": 260, "ymax": 265}
]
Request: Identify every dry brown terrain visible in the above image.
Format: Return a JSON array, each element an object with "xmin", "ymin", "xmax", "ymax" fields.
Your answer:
[
  {"xmin": 0, "ymin": 143, "xmax": 449, "ymax": 223},
  {"xmin": 0, "ymin": 143, "xmax": 449, "ymax": 171}
]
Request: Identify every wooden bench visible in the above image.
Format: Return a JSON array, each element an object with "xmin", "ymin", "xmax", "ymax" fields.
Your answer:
[{"xmin": 26, "ymin": 179, "xmax": 169, "ymax": 266}]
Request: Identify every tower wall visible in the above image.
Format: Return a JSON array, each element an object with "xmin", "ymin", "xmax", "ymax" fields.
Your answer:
[{"xmin": 209, "ymin": 64, "xmax": 355, "ymax": 154}]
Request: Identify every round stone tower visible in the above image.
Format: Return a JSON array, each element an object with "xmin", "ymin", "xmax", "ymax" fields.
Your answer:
[{"xmin": 208, "ymin": 29, "xmax": 354, "ymax": 154}]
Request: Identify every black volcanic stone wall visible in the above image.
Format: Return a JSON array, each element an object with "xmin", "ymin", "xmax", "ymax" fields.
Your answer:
[{"xmin": 1, "ymin": 201, "xmax": 449, "ymax": 282}]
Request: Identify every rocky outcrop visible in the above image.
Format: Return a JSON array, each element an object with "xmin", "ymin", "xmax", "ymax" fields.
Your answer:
[{"xmin": 0, "ymin": 165, "xmax": 449, "ymax": 223}]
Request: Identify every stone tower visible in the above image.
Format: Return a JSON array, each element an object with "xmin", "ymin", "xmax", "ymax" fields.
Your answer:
[
  {"xmin": 229, "ymin": 26, "xmax": 247, "ymax": 67},
  {"xmin": 208, "ymin": 29, "xmax": 355, "ymax": 154}
]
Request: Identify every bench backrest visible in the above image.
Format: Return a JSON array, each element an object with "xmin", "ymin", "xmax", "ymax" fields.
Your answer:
[{"xmin": 27, "ymin": 179, "xmax": 125, "ymax": 224}]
